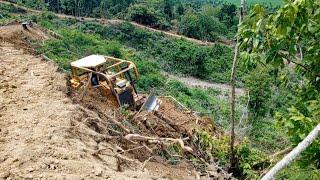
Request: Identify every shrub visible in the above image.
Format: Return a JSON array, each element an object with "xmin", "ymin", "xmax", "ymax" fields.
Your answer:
[
  {"xmin": 178, "ymin": 10, "xmax": 227, "ymax": 41},
  {"xmin": 236, "ymin": 138, "xmax": 269, "ymax": 179},
  {"xmin": 128, "ymin": 4, "xmax": 159, "ymax": 26},
  {"xmin": 39, "ymin": 30, "xmax": 122, "ymax": 70},
  {"xmin": 127, "ymin": 4, "xmax": 171, "ymax": 30},
  {"xmin": 110, "ymin": 23, "xmax": 234, "ymax": 83},
  {"xmin": 137, "ymin": 73, "xmax": 166, "ymax": 91},
  {"xmin": 243, "ymin": 66, "xmax": 273, "ymax": 117}
]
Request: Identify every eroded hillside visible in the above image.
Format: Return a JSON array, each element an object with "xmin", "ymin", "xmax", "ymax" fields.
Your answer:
[{"xmin": 0, "ymin": 23, "xmax": 232, "ymax": 179}]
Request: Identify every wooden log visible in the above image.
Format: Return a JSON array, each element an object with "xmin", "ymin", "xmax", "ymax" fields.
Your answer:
[{"xmin": 262, "ymin": 124, "xmax": 320, "ymax": 180}]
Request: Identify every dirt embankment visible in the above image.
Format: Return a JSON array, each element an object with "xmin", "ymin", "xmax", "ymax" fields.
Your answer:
[
  {"xmin": 0, "ymin": 24, "xmax": 233, "ymax": 179},
  {"xmin": 0, "ymin": 43, "xmax": 143, "ymax": 179},
  {"xmin": 0, "ymin": 34, "xmax": 197, "ymax": 179}
]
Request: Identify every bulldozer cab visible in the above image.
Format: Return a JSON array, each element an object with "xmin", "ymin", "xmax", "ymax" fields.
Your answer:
[{"xmin": 70, "ymin": 55, "xmax": 142, "ymax": 109}]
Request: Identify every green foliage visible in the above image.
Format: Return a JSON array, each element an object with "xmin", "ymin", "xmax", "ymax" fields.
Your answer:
[
  {"xmin": 0, "ymin": 3, "xmax": 25, "ymax": 24},
  {"xmin": 100, "ymin": 0, "xmax": 134, "ymax": 17},
  {"xmin": 237, "ymin": 138, "xmax": 269, "ymax": 179},
  {"xmin": 193, "ymin": 130, "xmax": 269, "ymax": 179},
  {"xmin": 249, "ymin": 118, "xmax": 290, "ymax": 153},
  {"xmin": 243, "ymin": 66, "xmax": 273, "ymax": 117},
  {"xmin": 137, "ymin": 73, "xmax": 166, "ymax": 91},
  {"xmin": 127, "ymin": 3, "xmax": 171, "ymax": 30},
  {"xmin": 193, "ymin": 129, "xmax": 230, "ymax": 165},
  {"xmin": 38, "ymin": 30, "xmax": 122, "ymax": 70},
  {"xmin": 98, "ymin": 22, "xmax": 234, "ymax": 83},
  {"xmin": 223, "ymin": 0, "xmax": 282, "ymax": 6},
  {"xmin": 128, "ymin": 4, "xmax": 159, "ymax": 26},
  {"xmin": 217, "ymin": 4, "xmax": 238, "ymax": 27},
  {"xmin": 239, "ymin": 0, "xmax": 320, "ymax": 171},
  {"xmin": 178, "ymin": 10, "xmax": 227, "ymax": 41},
  {"xmin": 159, "ymin": 143, "xmax": 183, "ymax": 165},
  {"xmin": 14, "ymin": 0, "xmax": 47, "ymax": 10},
  {"xmin": 277, "ymin": 162, "xmax": 320, "ymax": 180},
  {"xmin": 276, "ymin": 97, "xmax": 320, "ymax": 167}
]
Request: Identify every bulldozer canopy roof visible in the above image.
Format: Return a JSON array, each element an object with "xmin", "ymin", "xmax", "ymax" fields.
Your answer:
[{"xmin": 71, "ymin": 55, "xmax": 106, "ymax": 68}]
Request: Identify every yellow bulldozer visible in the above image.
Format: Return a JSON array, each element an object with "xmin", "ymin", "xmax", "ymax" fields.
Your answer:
[{"xmin": 68, "ymin": 55, "xmax": 160, "ymax": 112}]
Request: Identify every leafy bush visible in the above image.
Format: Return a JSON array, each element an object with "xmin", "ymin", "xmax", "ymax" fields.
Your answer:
[
  {"xmin": 137, "ymin": 73, "xmax": 166, "ymax": 91},
  {"xmin": 0, "ymin": 3, "xmax": 25, "ymax": 24},
  {"xmin": 127, "ymin": 4, "xmax": 171, "ymax": 30},
  {"xmin": 237, "ymin": 138, "xmax": 269, "ymax": 179},
  {"xmin": 243, "ymin": 66, "xmax": 273, "ymax": 117},
  {"xmin": 179, "ymin": 10, "xmax": 227, "ymax": 41},
  {"xmin": 38, "ymin": 30, "xmax": 122, "ymax": 70},
  {"xmin": 128, "ymin": 4, "xmax": 159, "ymax": 26},
  {"xmin": 13, "ymin": 0, "xmax": 47, "ymax": 10},
  {"xmin": 193, "ymin": 129, "xmax": 230, "ymax": 165}
]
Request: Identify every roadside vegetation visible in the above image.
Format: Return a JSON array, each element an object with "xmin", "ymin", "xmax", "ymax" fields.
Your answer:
[
  {"xmin": 0, "ymin": 3, "xmax": 26, "ymax": 24},
  {"xmin": 10, "ymin": 0, "xmax": 240, "ymax": 41}
]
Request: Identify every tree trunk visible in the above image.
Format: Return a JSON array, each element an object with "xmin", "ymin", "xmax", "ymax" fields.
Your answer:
[
  {"xmin": 229, "ymin": 0, "xmax": 245, "ymax": 170},
  {"xmin": 262, "ymin": 124, "xmax": 320, "ymax": 180}
]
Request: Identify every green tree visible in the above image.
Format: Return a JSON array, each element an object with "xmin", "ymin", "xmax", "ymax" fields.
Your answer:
[
  {"xmin": 218, "ymin": 4, "xmax": 237, "ymax": 27},
  {"xmin": 239, "ymin": 0, "xmax": 320, "ymax": 168},
  {"xmin": 243, "ymin": 66, "xmax": 273, "ymax": 117},
  {"xmin": 163, "ymin": 0, "xmax": 174, "ymax": 19},
  {"xmin": 128, "ymin": 4, "xmax": 159, "ymax": 26},
  {"xmin": 175, "ymin": 2, "xmax": 185, "ymax": 16},
  {"xmin": 179, "ymin": 10, "xmax": 227, "ymax": 41}
]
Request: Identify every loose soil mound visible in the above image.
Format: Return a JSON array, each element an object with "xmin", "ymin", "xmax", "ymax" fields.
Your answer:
[{"xmin": 0, "ymin": 22, "xmax": 50, "ymax": 51}]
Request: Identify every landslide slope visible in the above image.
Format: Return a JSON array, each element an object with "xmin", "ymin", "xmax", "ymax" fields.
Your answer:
[
  {"xmin": 0, "ymin": 42, "xmax": 144, "ymax": 179},
  {"xmin": 0, "ymin": 41, "xmax": 195, "ymax": 179},
  {"xmin": 0, "ymin": 23, "xmax": 232, "ymax": 180}
]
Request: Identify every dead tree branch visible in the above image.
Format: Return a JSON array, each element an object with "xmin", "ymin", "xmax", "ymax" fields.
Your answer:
[
  {"xmin": 262, "ymin": 124, "xmax": 320, "ymax": 180},
  {"xmin": 124, "ymin": 134, "xmax": 193, "ymax": 152}
]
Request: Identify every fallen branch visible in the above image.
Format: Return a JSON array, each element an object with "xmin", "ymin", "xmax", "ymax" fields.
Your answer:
[
  {"xmin": 262, "ymin": 124, "xmax": 320, "ymax": 180},
  {"xmin": 72, "ymin": 117, "xmax": 93, "ymax": 128},
  {"xmin": 102, "ymin": 113, "xmax": 131, "ymax": 133},
  {"xmin": 142, "ymin": 156, "xmax": 154, "ymax": 171},
  {"xmin": 124, "ymin": 134, "xmax": 193, "ymax": 152},
  {"xmin": 94, "ymin": 145, "xmax": 141, "ymax": 172},
  {"xmin": 122, "ymin": 146, "xmax": 145, "ymax": 153},
  {"xmin": 268, "ymin": 147, "xmax": 292, "ymax": 162}
]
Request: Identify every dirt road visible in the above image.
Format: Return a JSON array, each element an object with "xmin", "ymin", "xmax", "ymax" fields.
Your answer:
[
  {"xmin": 0, "ymin": 0, "xmax": 233, "ymax": 47},
  {"xmin": 166, "ymin": 73, "xmax": 246, "ymax": 96}
]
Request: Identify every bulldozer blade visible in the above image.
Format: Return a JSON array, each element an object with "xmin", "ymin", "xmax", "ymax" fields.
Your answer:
[{"xmin": 140, "ymin": 89, "xmax": 161, "ymax": 112}]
